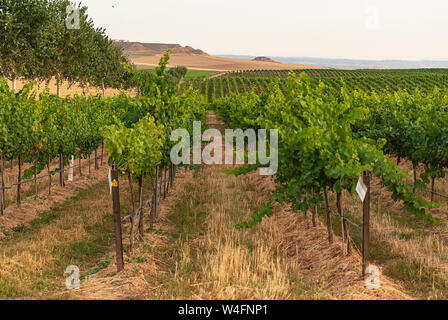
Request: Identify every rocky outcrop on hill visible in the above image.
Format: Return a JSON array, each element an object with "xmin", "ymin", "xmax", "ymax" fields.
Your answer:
[
  {"xmin": 113, "ymin": 40, "xmax": 208, "ymax": 56},
  {"xmin": 252, "ymin": 56, "xmax": 277, "ymax": 63}
]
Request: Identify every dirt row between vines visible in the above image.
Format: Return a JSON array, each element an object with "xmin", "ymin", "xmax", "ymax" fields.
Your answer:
[{"xmin": 60, "ymin": 111, "xmax": 411, "ymax": 300}]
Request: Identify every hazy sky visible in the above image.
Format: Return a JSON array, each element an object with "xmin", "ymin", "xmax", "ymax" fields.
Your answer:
[{"xmin": 81, "ymin": 0, "xmax": 448, "ymax": 60}]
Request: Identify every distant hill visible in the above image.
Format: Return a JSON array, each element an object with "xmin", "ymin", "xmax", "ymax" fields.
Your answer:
[
  {"xmin": 216, "ymin": 54, "xmax": 448, "ymax": 69},
  {"xmin": 113, "ymin": 40, "xmax": 208, "ymax": 57},
  {"xmin": 114, "ymin": 40, "xmax": 325, "ymax": 71},
  {"xmin": 252, "ymin": 57, "xmax": 278, "ymax": 63}
]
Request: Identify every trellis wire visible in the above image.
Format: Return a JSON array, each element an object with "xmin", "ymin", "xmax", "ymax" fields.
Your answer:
[
  {"xmin": 317, "ymin": 203, "xmax": 363, "ymax": 241},
  {"xmin": 0, "ymin": 148, "xmax": 104, "ymax": 199}
]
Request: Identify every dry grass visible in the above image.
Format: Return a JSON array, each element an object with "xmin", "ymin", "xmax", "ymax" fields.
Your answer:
[
  {"xmin": 0, "ymin": 177, "xmax": 113, "ymax": 298},
  {"xmin": 163, "ymin": 168, "xmax": 296, "ymax": 299},
  {"xmin": 0, "ymin": 159, "xmax": 167, "ymax": 299},
  {"xmin": 154, "ymin": 164, "xmax": 411, "ymax": 300},
  {"xmin": 6, "ymin": 78, "xmax": 135, "ymax": 98},
  {"xmin": 57, "ymin": 168, "xmax": 194, "ymax": 300},
  {"xmin": 334, "ymin": 159, "xmax": 448, "ymax": 299}
]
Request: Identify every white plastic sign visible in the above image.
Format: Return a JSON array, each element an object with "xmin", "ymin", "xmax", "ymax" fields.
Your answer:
[{"xmin": 356, "ymin": 176, "xmax": 367, "ymax": 202}]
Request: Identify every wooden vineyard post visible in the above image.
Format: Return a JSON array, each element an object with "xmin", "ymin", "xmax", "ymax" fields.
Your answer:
[
  {"xmin": 127, "ymin": 172, "xmax": 135, "ymax": 255},
  {"xmin": 362, "ymin": 171, "xmax": 371, "ymax": 276},
  {"xmin": 59, "ymin": 152, "xmax": 64, "ymax": 187},
  {"xmin": 88, "ymin": 154, "xmax": 91, "ymax": 175},
  {"xmin": 303, "ymin": 195, "xmax": 308, "ymax": 218},
  {"xmin": 153, "ymin": 166, "xmax": 159, "ymax": 217},
  {"xmin": 168, "ymin": 166, "xmax": 171, "ymax": 191},
  {"xmin": 323, "ymin": 188, "xmax": 333, "ymax": 244},
  {"xmin": 154, "ymin": 166, "xmax": 160, "ymax": 217},
  {"xmin": 311, "ymin": 191, "xmax": 316, "ymax": 227},
  {"xmin": 138, "ymin": 177, "xmax": 144, "ymax": 238},
  {"xmin": 158, "ymin": 167, "xmax": 163, "ymax": 205},
  {"xmin": 168, "ymin": 165, "xmax": 172, "ymax": 189},
  {"xmin": 94, "ymin": 148, "xmax": 98, "ymax": 170},
  {"xmin": 111, "ymin": 164, "xmax": 124, "ymax": 272},
  {"xmin": 101, "ymin": 141, "xmax": 104, "ymax": 166},
  {"xmin": 412, "ymin": 164, "xmax": 417, "ymax": 194},
  {"xmin": 17, "ymin": 155, "xmax": 22, "ymax": 208},
  {"xmin": 337, "ymin": 192, "xmax": 351, "ymax": 255},
  {"xmin": 0, "ymin": 155, "xmax": 4, "ymax": 215},
  {"xmin": 431, "ymin": 177, "xmax": 435, "ymax": 202},
  {"xmin": 79, "ymin": 151, "xmax": 82, "ymax": 177},
  {"xmin": 151, "ymin": 175, "xmax": 155, "ymax": 217},
  {"xmin": 166, "ymin": 168, "xmax": 169, "ymax": 195},
  {"xmin": 34, "ymin": 156, "xmax": 38, "ymax": 200},
  {"xmin": 163, "ymin": 169, "xmax": 167, "ymax": 199},
  {"xmin": 166, "ymin": 168, "xmax": 170, "ymax": 194},
  {"xmin": 47, "ymin": 155, "xmax": 52, "ymax": 195}
]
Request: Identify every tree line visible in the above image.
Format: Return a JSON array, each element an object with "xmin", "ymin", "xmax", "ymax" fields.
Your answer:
[{"xmin": 0, "ymin": 0, "xmax": 133, "ymax": 95}]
